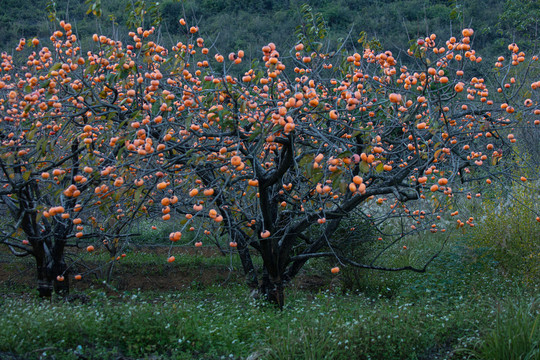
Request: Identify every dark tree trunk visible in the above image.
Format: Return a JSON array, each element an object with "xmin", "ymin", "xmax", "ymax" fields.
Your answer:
[
  {"xmin": 236, "ymin": 235, "xmax": 258, "ymax": 289},
  {"xmin": 260, "ymin": 267, "xmax": 285, "ymax": 309},
  {"xmin": 36, "ymin": 266, "xmax": 53, "ymax": 298},
  {"xmin": 52, "ymin": 251, "xmax": 69, "ymax": 295},
  {"xmin": 34, "ymin": 240, "xmax": 69, "ymax": 297},
  {"xmin": 35, "ymin": 243, "xmax": 52, "ymax": 298}
]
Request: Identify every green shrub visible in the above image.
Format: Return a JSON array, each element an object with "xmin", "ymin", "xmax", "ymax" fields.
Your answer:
[
  {"xmin": 469, "ymin": 183, "xmax": 540, "ymax": 283},
  {"xmin": 472, "ymin": 295, "xmax": 540, "ymax": 360}
]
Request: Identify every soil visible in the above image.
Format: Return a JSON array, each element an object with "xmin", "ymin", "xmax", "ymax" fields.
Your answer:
[
  {"xmin": 0, "ymin": 246, "xmax": 238, "ymax": 294},
  {"xmin": 0, "ymin": 246, "xmax": 333, "ymax": 296}
]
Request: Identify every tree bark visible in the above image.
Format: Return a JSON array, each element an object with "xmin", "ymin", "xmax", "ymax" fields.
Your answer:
[
  {"xmin": 52, "ymin": 247, "xmax": 69, "ymax": 295},
  {"xmin": 260, "ymin": 267, "xmax": 285, "ymax": 309},
  {"xmin": 34, "ymin": 240, "xmax": 69, "ymax": 297},
  {"xmin": 237, "ymin": 237, "xmax": 258, "ymax": 289}
]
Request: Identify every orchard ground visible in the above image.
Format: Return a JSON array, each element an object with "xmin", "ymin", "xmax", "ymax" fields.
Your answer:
[{"xmin": 0, "ymin": 227, "xmax": 538, "ymax": 360}]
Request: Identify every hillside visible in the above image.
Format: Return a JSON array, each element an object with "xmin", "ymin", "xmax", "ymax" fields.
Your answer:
[{"xmin": 1, "ymin": 0, "xmax": 538, "ymax": 60}]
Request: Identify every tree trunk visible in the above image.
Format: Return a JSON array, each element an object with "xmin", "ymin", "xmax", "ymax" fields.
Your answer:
[
  {"xmin": 236, "ymin": 237, "xmax": 258, "ymax": 289},
  {"xmin": 35, "ymin": 244, "xmax": 52, "ymax": 298},
  {"xmin": 34, "ymin": 241, "xmax": 69, "ymax": 297},
  {"xmin": 51, "ymin": 239, "xmax": 69, "ymax": 295},
  {"xmin": 260, "ymin": 268, "xmax": 285, "ymax": 309},
  {"xmin": 52, "ymin": 256, "xmax": 69, "ymax": 295},
  {"xmin": 36, "ymin": 267, "xmax": 53, "ymax": 298}
]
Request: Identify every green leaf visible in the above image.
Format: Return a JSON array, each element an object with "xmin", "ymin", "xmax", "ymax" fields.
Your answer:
[
  {"xmin": 310, "ymin": 167, "xmax": 323, "ymax": 184},
  {"xmin": 105, "ymin": 73, "xmax": 118, "ymax": 84},
  {"xmin": 330, "ymin": 171, "xmax": 344, "ymax": 190},
  {"xmin": 37, "ymin": 138, "xmax": 47, "ymax": 155},
  {"xmin": 134, "ymin": 184, "xmax": 144, "ymax": 200},
  {"xmin": 339, "ymin": 181, "xmax": 348, "ymax": 193},
  {"xmin": 359, "ymin": 161, "xmax": 370, "ymax": 173},
  {"xmin": 299, "ymin": 154, "xmax": 315, "ymax": 169},
  {"xmin": 25, "ymin": 128, "xmax": 36, "ymax": 141},
  {"xmin": 248, "ymin": 128, "xmax": 262, "ymax": 141},
  {"xmin": 116, "ymin": 146, "xmax": 125, "ymax": 160},
  {"xmin": 85, "ymin": 64, "xmax": 98, "ymax": 76},
  {"xmin": 337, "ymin": 151, "xmax": 352, "ymax": 159},
  {"xmin": 50, "ymin": 63, "xmax": 62, "ymax": 72}
]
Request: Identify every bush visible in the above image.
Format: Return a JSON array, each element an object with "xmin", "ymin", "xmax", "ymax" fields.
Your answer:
[
  {"xmin": 469, "ymin": 182, "xmax": 540, "ymax": 283},
  {"xmin": 473, "ymin": 295, "xmax": 540, "ymax": 360},
  {"xmin": 311, "ymin": 213, "xmax": 379, "ymax": 292}
]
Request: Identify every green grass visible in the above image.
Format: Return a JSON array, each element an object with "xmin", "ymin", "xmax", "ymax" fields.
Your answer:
[
  {"xmin": 77, "ymin": 247, "xmax": 249, "ymax": 268},
  {"xmin": 1, "ymin": 233, "xmax": 538, "ymax": 360},
  {"xmin": 0, "ymin": 284, "xmax": 495, "ymax": 359},
  {"xmin": 1, "ymin": 217, "xmax": 539, "ymax": 360},
  {"xmin": 0, "ymin": 280, "xmax": 536, "ymax": 360},
  {"xmin": 470, "ymin": 295, "xmax": 540, "ymax": 360},
  {"xmin": 467, "ymin": 182, "xmax": 540, "ymax": 284}
]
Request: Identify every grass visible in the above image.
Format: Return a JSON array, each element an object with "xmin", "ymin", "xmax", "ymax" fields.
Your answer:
[
  {"xmin": 0, "ymin": 227, "xmax": 538, "ymax": 359},
  {"xmin": 0, "ymin": 279, "xmax": 536, "ymax": 360},
  {"xmin": 471, "ymin": 295, "xmax": 540, "ymax": 360},
  {"xmin": 0, "ymin": 284, "xmax": 496, "ymax": 359}
]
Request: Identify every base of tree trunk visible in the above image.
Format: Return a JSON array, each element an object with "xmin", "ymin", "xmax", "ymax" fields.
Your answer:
[
  {"xmin": 53, "ymin": 277, "xmax": 70, "ymax": 296},
  {"xmin": 52, "ymin": 260, "xmax": 69, "ymax": 296},
  {"xmin": 37, "ymin": 280, "xmax": 53, "ymax": 298},
  {"xmin": 36, "ymin": 256, "xmax": 70, "ymax": 298},
  {"xmin": 261, "ymin": 280, "xmax": 284, "ymax": 309}
]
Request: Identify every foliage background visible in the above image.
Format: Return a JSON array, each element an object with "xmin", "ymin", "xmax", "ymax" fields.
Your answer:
[{"xmin": 1, "ymin": 0, "xmax": 538, "ymax": 60}]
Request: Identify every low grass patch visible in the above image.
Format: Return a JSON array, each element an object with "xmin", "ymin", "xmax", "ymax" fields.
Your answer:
[
  {"xmin": 0, "ymin": 283, "xmax": 507, "ymax": 360},
  {"xmin": 0, "ymin": 231, "xmax": 538, "ymax": 359},
  {"xmin": 468, "ymin": 295, "xmax": 540, "ymax": 360}
]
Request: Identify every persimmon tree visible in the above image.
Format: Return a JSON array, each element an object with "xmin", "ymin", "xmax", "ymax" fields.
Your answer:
[
  {"xmin": 113, "ymin": 21, "xmax": 539, "ymax": 306},
  {"xmin": 0, "ymin": 23, "xmax": 152, "ymax": 297}
]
